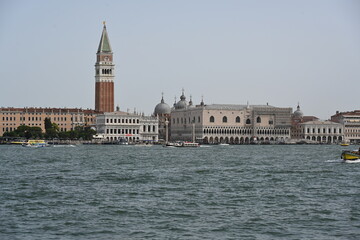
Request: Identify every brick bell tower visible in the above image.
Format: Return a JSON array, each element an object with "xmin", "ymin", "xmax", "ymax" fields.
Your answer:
[{"xmin": 95, "ymin": 22, "xmax": 115, "ymax": 112}]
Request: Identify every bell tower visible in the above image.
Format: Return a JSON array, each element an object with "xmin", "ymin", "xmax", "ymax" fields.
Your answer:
[{"xmin": 95, "ymin": 22, "xmax": 115, "ymax": 112}]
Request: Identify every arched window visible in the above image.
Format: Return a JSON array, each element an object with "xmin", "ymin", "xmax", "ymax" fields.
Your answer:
[
  {"xmin": 257, "ymin": 117, "xmax": 261, "ymax": 123},
  {"xmin": 246, "ymin": 119, "xmax": 251, "ymax": 124},
  {"xmin": 236, "ymin": 116, "xmax": 240, "ymax": 123},
  {"xmin": 222, "ymin": 116, "xmax": 227, "ymax": 123},
  {"xmin": 210, "ymin": 116, "xmax": 215, "ymax": 123}
]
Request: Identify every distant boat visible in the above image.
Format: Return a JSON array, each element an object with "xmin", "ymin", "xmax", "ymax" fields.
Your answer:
[
  {"xmin": 164, "ymin": 141, "xmax": 199, "ymax": 148},
  {"xmin": 180, "ymin": 142, "xmax": 200, "ymax": 147},
  {"xmin": 10, "ymin": 141, "xmax": 25, "ymax": 145},
  {"xmin": 22, "ymin": 140, "xmax": 48, "ymax": 148},
  {"xmin": 218, "ymin": 143, "xmax": 229, "ymax": 146},
  {"xmin": 340, "ymin": 142, "xmax": 349, "ymax": 146}
]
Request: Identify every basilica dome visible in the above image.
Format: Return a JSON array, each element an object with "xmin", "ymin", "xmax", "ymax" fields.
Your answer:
[
  {"xmin": 175, "ymin": 92, "xmax": 188, "ymax": 110},
  {"xmin": 154, "ymin": 96, "xmax": 171, "ymax": 115},
  {"xmin": 294, "ymin": 104, "xmax": 303, "ymax": 118}
]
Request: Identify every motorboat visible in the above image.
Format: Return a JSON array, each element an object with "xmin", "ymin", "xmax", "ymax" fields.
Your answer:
[
  {"xmin": 341, "ymin": 150, "xmax": 360, "ymax": 161},
  {"xmin": 164, "ymin": 141, "xmax": 199, "ymax": 147},
  {"xmin": 22, "ymin": 140, "xmax": 49, "ymax": 148},
  {"xmin": 180, "ymin": 142, "xmax": 200, "ymax": 147}
]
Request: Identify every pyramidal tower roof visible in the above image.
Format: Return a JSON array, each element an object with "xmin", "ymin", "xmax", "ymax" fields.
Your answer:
[{"xmin": 97, "ymin": 22, "xmax": 112, "ymax": 53}]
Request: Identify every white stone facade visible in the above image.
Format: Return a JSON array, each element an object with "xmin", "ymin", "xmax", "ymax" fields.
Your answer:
[
  {"xmin": 171, "ymin": 103, "xmax": 292, "ymax": 144},
  {"xmin": 300, "ymin": 120, "xmax": 344, "ymax": 143},
  {"xmin": 95, "ymin": 111, "xmax": 158, "ymax": 143},
  {"xmin": 331, "ymin": 110, "xmax": 360, "ymax": 144}
]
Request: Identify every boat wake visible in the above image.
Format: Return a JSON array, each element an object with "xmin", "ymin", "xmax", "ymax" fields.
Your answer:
[
  {"xmin": 326, "ymin": 159, "xmax": 360, "ymax": 164},
  {"xmin": 325, "ymin": 159, "xmax": 343, "ymax": 163},
  {"xmin": 343, "ymin": 159, "xmax": 360, "ymax": 164}
]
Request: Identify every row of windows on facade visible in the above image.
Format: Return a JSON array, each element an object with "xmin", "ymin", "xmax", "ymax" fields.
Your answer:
[
  {"xmin": 1, "ymin": 116, "xmax": 87, "ymax": 122},
  {"xmin": 107, "ymin": 128, "xmax": 139, "ymax": 135},
  {"xmin": 173, "ymin": 116, "xmax": 273, "ymax": 125},
  {"xmin": 106, "ymin": 125, "xmax": 156, "ymax": 134},
  {"xmin": 1, "ymin": 112, "xmax": 89, "ymax": 116},
  {"xmin": 3, "ymin": 126, "xmax": 69, "ymax": 132},
  {"xmin": 106, "ymin": 118, "xmax": 140, "ymax": 124},
  {"xmin": 107, "ymin": 136, "xmax": 140, "ymax": 141},
  {"xmin": 96, "ymin": 69, "xmax": 113, "ymax": 75},
  {"xmin": 346, "ymin": 134, "xmax": 360, "ymax": 137},
  {"xmin": 203, "ymin": 128, "xmax": 289, "ymax": 135},
  {"xmin": 305, "ymin": 128, "xmax": 342, "ymax": 134},
  {"xmin": 345, "ymin": 128, "xmax": 360, "ymax": 132},
  {"xmin": 305, "ymin": 136, "xmax": 342, "ymax": 142}
]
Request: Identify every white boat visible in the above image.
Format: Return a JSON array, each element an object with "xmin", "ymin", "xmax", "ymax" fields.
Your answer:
[
  {"xmin": 219, "ymin": 143, "xmax": 229, "ymax": 146},
  {"xmin": 22, "ymin": 140, "xmax": 49, "ymax": 148},
  {"xmin": 180, "ymin": 142, "xmax": 200, "ymax": 147},
  {"xmin": 164, "ymin": 141, "xmax": 199, "ymax": 147}
]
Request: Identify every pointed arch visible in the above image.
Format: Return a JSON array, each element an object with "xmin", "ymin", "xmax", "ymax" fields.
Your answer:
[{"xmin": 257, "ymin": 116, "xmax": 261, "ymax": 123}]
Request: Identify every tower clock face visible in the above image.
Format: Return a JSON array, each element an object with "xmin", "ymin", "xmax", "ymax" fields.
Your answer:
[{"xmin": 104, "ymin": 56, "xmax": 109, "ymax": 61}]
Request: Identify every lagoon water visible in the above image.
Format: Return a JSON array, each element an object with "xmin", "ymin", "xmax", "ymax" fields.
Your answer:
[{"xmin": 0, "ymin": 144, "xmax": 359, "ymax": 239}]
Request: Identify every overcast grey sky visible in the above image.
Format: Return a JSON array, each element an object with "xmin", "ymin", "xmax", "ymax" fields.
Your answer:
[{"xmin": 0, "ymin": 0, "xmax": 359, "ymax": 119}]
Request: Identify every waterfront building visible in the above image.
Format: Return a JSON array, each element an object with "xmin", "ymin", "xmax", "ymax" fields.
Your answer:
[
  {"xmin": 0, "ymin": 107, "xmax": 96, "ymax": 136},
  {"xmin": 95, "ymin": 22, "xmax": 115, "ymax": 113},
  {"xmin": 290, "ymin": 104, "xmax": 319, "ymax": 140},
  {"xmin": 153, "ymin": 94, "xmax": 171, "ymax": 142},
  {"xmin": 95, "ymin": 109, "xmax": 158, "ymax": 143},
  {"xmin": 170, "ymin": 92, "xmax": 292, "ymax": 144},
  {"xmin": 331, "ymin": 110, "xmax": 360, "ymax": 144},
  {"xmin": 300, "ymin": 120, "xmax": 344, "ymax": 143}
]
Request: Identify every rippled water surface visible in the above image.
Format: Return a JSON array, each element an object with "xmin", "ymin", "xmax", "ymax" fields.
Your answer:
[{"xmin": 0, "ymin": 144, "xmax": 359, "ymax": 239}]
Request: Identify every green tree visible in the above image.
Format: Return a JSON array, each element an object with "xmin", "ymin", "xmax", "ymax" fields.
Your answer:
[
  {"xmin": 3, "ymin": 125, "xmax": 44, "ymax": 139},
  {"xmin": 44, "ymin": 118, "xmax": 59, "ymax": 139},
  {"xmin": 44, "ymin": 117, "xmax": 53, "ymax": 131}
]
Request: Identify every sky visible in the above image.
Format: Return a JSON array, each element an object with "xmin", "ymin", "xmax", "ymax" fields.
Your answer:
[{"xmin": 0, "ymin": 0, "xmax": 359, "ymax": 120}]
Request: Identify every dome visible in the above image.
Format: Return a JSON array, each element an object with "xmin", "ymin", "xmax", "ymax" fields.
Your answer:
[
  {"xmin": 175, "ymin": 92, "xmax": 188, "ymax": 109},
  {"xmin": 188, "ymin": 95, "xmax": 195, "ymax": 108},
  {"xmin": 154, "ymin": 96, "xmax": 171, "ymax": 115},
  {"xmin": 294, "ymin": 104, "xmax": 303, "ymax": 118}
]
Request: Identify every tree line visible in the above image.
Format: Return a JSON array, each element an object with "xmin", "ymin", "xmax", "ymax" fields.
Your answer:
[{"xmin": 3, "ymin": 118, "xmax": 96, "ymax": 140}]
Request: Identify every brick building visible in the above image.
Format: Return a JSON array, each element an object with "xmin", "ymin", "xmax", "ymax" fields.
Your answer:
[{"xmin": 0, "ymin": 107, "xmax": 96, "ymax": 136}]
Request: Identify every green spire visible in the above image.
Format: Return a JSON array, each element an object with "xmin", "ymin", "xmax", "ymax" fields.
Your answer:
[{"xmin": 97, "ymin": 22, "xmax": 112, "ymax": 53}]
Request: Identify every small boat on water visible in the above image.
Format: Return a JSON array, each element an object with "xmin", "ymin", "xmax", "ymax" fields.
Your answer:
[
  {"xmin": 22, "ymin": 140, "xmax": 48, "ymax": 148},
  {"xmin": 181, "ymin": 142, "xmax": 200, "ymax": 147},
  {"xmin": 340, "ymin": 143, "xmax": 350, "ymax": 146},
  {"xmin": 164, "ymin": 141, "xmax": 199, "ymax": 147},
  {"xmin": 341, "ymin": 150, "xmax": 360, "ymax": 161}
]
